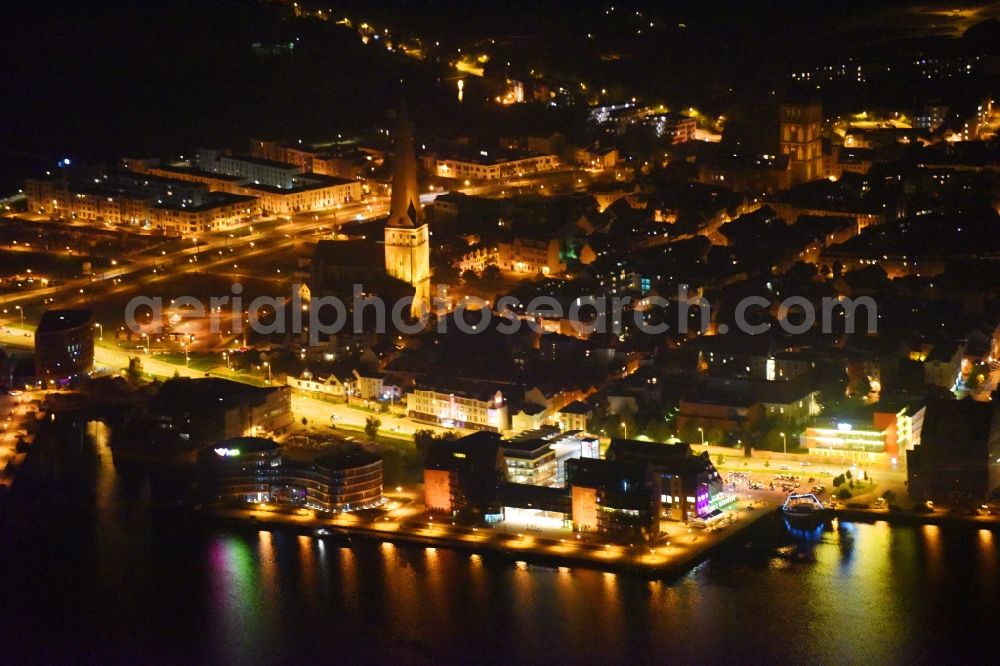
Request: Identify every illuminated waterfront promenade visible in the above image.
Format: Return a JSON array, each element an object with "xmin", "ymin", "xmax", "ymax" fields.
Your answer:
[{"xmin": 206, "ymin": 495, "xmax": 784, "ymax": 577}]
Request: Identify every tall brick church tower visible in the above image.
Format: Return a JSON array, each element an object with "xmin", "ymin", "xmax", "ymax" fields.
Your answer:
[
  {"xmin": 780, "ymin": 101, "xmax": 824, "ymax": 184},
  {"xmin": 384, "ymin": 103, "xmax": 430, "ymax": 318}
]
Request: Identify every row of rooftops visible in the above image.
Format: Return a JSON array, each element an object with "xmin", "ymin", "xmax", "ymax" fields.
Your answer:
[
  {"xmin": 31, "ymin": 164, "xmax": 352, "ymax": 211},
  {"xmin": 150, "ymin": 377, "xmax": 285, "ymax": 412},
  {"xmin": 426, "ymin": 146, "xmax": 556, "ymax": 166},
  {"xmin": 200, "ymin": 437, "xmax": 380, "ymax": 472},
  {"xmin": 425, "ymin": 431, "xmax": 710, "ymax": 484}
]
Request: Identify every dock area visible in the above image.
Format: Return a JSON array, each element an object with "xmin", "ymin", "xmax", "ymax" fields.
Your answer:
[
  {"xmin": 207, "ymin": 494, "xmax": 784, "ymax": 577},
  {"xmin": 0, "ymin": 392, "xmax": 46, "ymax": 494},
  {"xmin": 832, "ymin": 506, "xmax": 1000, "ymax": 529}
]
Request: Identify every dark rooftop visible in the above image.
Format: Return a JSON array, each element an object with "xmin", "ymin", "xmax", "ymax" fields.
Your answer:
[
  {"xmin": 36, "ymin": 309, "xmax": 92, "ymax": 333},
  {"xmin": 152, "ymin": 377, "xmax": 283, "ymax": 411},
  {"xmin": 315, "ymin": 447, "xmax": 382, "ymax": 471},
  {"xmin": 564, "ymin": 457, "xmax": 648, "ymax": 492},
  {"xmin": 559, "ymin": 400, "xmax": 594, "ymax": 415},
  {"xmin": 312, "ymin": 239, "xmax": 385, "ymax": 268},
  {"xmin": 424, "ymin": 432, "xmax": 503, "ymax": 471},
  {"xmin": 204, "ymin": 436, "xmax": 280, "ymax": 456}
]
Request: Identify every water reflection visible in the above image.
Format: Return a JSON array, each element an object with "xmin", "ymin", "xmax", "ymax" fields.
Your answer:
[
  {"xmin": 921, "ymin": 524, "xmax": 943, "ymax": 582},
  {"xmin": 208, "ymin": 535, "xmax": 262, "ymax": 660},
  {"xmin": 6, "ymin": 418, "xmax": 1000, "ymax": 663}
]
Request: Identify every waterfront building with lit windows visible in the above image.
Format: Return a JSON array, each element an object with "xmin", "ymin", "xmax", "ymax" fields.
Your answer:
[
  {"xmin": 198, "ymin": 437, "xmax": 282, "ymax": 504},
  {"xmin": 500, "ymin": 436, "xmax": 557, "ymax": 486},
  {"xmin": 606, "ymin": 438, "xmax": 722, "ymax": 522},
  {"xmin": 34, "ymin": 309, "xmax": 94, "ymax": 384},
  {"xmin": 802, "ymin": 421, "xmax": 885, "ymax": 463},
  {"xmin": 565, "ymin": 457, "xmax": 660, "ymax": 543},
  {"xmin": 802, "ymin": 404, "xmax": 925, "ymax": 465},
  {"xmin": 198, "ymin": 439, "xmax": 383, "ymax": 511},
  {"xmin": 908, "ymin": 396, "xmax": 1000, "ymax": 504},
  {"xmin": 423, "ymin": 432, "xmax": 506, "ymax": 519},
  {"xmin": 277, "ymin": 447, "xmax": 383, "ymax": 512}
]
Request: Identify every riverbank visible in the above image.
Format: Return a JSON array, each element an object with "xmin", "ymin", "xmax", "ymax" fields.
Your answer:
[
  {"xmin": 0, "ymin": 393, "xmax": 46, "ymax": 494},
  {"xmin": 834, "ymin": 506, "xmax": 1000, "ymax": 528},
  {"xmin": 202, "ymin": 500, "xmax": 783, "ymax": 579}
]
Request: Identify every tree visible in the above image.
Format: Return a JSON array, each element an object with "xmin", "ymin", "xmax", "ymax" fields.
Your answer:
[
  {"xmin": 301, "ymin": 417, "xmax": 308, "ymax": 427},
  {"xmin": 414, "ymin": 429, "xmax": 457, "ymax": 452},
  {"xmin": 846, "ymin": 370, "xmax": 872, "ymax": 398},
  {"xmin": 364, "ymin": 416, "xmax": 381, "ymax": 440},
  {"xmin": 837, "ymin": 487, "xmax": 852, "ymax": 500},
  {"xmin": 643, "ymin": 416, "xmax": 672, "ymax": 443},
  {"xmin": 761, "ymin": 428, "xmax": 785, "ymax": 452},
  {"xmin": 461, "ymin": 269, "xmax": 479, "ymax": 284},
  {"xmin": 434, "ymin": 263, "xmax": 461, "ymax": 285},
  {"xmin": 126, "ymin": 356, "xmax": 144, "ymax": 384},
  {"xmin": 481, "ymin": 264, "xmax": 502, "ymax": 286},
  {"xmin": 966, "ymin": 361, "xmax": 990, "ymax": 391},
  {"xmin": 882, "ymin": 489, "xmax": 896, "ymax": 503},
  {"xmin": 716, "ymin": 454, "xmax": 726, "ymax": 467},
  {"xmin": 414, "ymin": 429, "xmax": 437, "ymax": 452},
  {"xmin": 833, "ymin": 474, "xmax": 845, "ymax": 487},
  {"xmin": 845, "ymin": 470, "xmax": 853, "ymax": 481}
]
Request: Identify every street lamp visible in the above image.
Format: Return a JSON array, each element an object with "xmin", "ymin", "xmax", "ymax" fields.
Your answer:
[
  {"xmin": 94, "ymin": 322, "xmax": 103, "ymax": 340},
  {"xmin": 222, "ymin": 351, "xmax": 231, "ymax": 371},
  {"xmin": 780, "ymin": 432, "xmax": 787, "ymax": 455},
  {"xmin": 14, "ymin": 305, "xmax": 23, "ymax": 326},
  {"xmin": 182, "ymin": 341, "xmax": 189, "ymax": 365},
  {"xmin": 620, "ymin": 421, "xmax": 627, "ymax": 439},
  {"xmin": 697, "ymin": 426, "xmax": 705, "ymax": 446},
  {"xmin": 263, "ymin": 361, "xmax": 271, "ymax": 384}
]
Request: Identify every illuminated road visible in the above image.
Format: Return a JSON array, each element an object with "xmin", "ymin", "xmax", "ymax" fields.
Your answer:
[
  {"xmin": 0, "ymin": 199, "xmax": 390, "ymax": 310},
  {"xmin": 293, "ymin": 394, "xmax": 460, "ymax": 438},
  {"xmin": 1, "ymin": 167, "xmax": 578, "ymax": 316},
  {"xmin": 0, "ymin": 325, "xmax": 459, "ymax": 439}
]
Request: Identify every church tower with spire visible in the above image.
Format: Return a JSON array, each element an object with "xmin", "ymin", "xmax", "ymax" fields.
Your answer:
[{"xmin": 384, "ymin": 102, "xmax": 430, "ymax": 318}]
